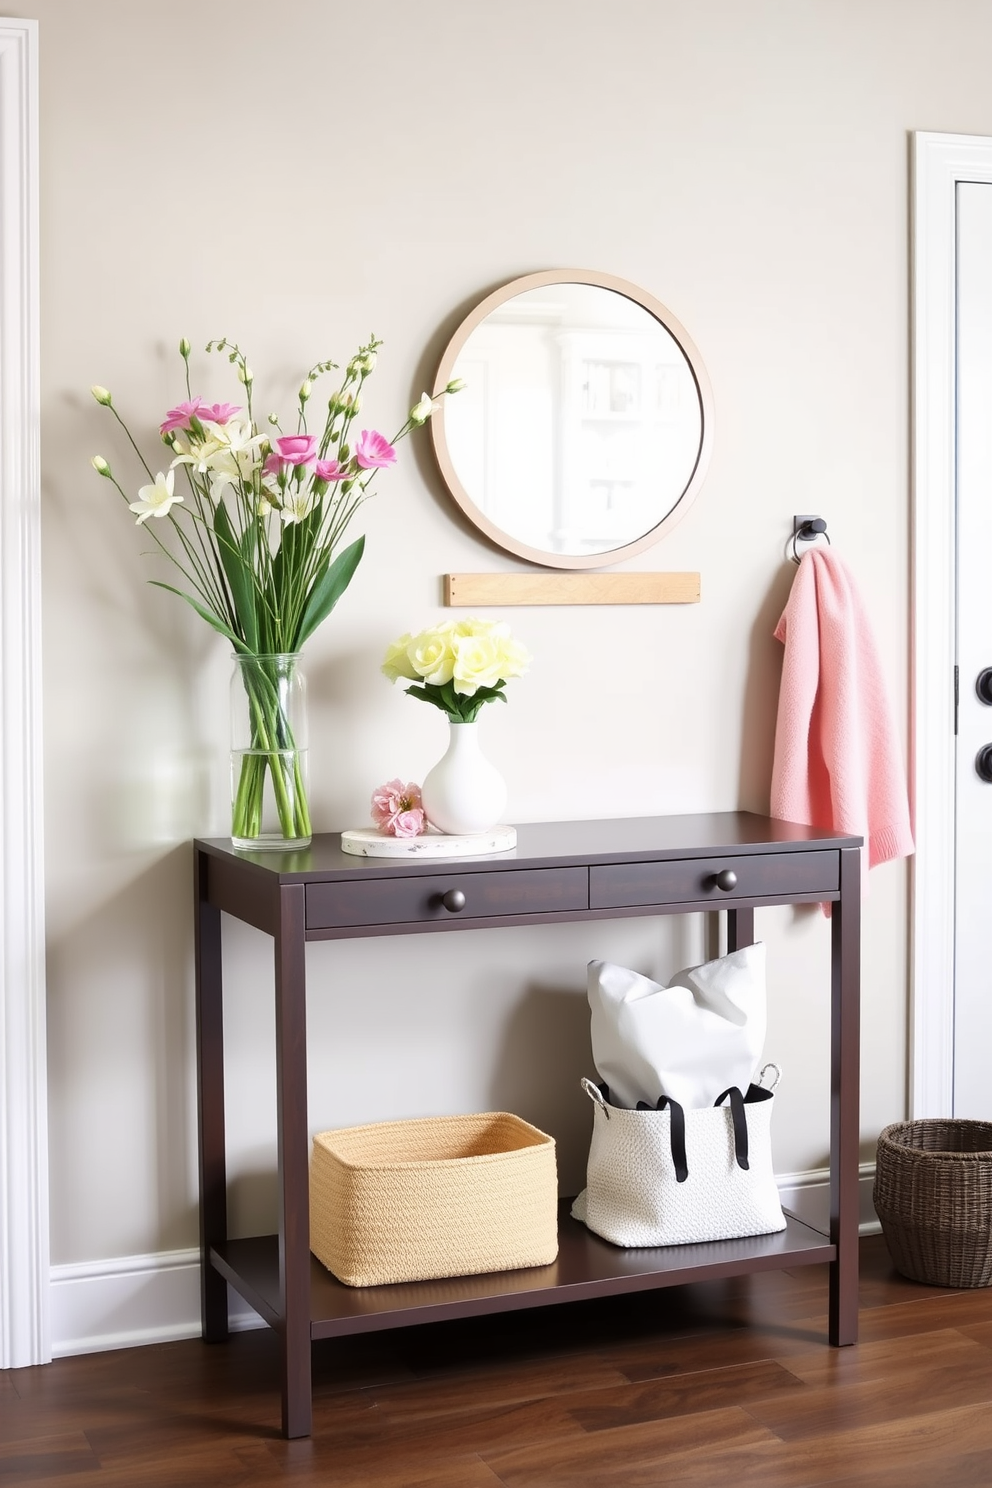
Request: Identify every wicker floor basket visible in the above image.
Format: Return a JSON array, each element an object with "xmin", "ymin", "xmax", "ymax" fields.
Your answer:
[
  {"xmin": 874, "ymin": 1119, "xmax": 992, "ymax": 1288},
  {"xmin": 310, "ymin": 1111, "xmax": 558, "ymax": 1287}
]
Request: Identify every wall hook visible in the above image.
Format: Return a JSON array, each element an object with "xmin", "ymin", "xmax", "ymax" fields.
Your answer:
[{"xmin": 791, "ymin": 514, "xmax": 830, "ymax": 565}]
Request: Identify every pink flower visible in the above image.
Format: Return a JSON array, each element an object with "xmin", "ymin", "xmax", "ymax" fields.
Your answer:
[
  {"xmin": 264, "ymin": 435, "xmax": 321, "ymax": 481},
  {"xmin": 391, "ymin": 808, "xmax": 427, "ymax": 838},
  {"xmin": 160, "ymin": 397, "xmax": 205, "ymax": 434},
  {"xmin": 199, "ymin": 402, "xmax": 241, "ymax": 425},
  {"xmin": 354, "ymin": 429, "xmax": 397, "ymax": 470},
  {"xmin": 274, "ymin": 433, "xmax": 318, "ymax": 466},
  {"xmin": 314, "ymin": 458, "xmax": 350, "ymax": 482},
  {"xmin": 371, "ymin": 779, "xmax": 426, "ymax": 838}
]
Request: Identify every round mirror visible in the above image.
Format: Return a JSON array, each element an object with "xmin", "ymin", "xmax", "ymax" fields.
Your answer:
[{"xmin": 431, "ymin": 269, "xmax": 714, "ymax": 570}]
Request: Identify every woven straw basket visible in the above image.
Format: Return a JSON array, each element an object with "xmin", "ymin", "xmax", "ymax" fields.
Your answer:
[
  {"xmin": 310, "ymin": 1111, "xmax": 558, "ymax": 1287},
  {"xmin": 874, "ymin": 1119, "xmax": 992, "ymax": 1288}
]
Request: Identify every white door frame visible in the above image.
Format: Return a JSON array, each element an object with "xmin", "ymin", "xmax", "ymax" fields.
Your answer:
[
  {"xmin": 911, "ymin": 132, "xmax": 992, "ymax": 1118},
  {"xmin": 0, "ymin": 17, "xmax": 47, "ymax": 1369}
]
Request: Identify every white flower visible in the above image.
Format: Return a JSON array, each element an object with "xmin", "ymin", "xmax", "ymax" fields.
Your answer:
[
  {"xmin": 381, "ymin": 633, "xmax": 419, "ymax": 682},
  {"xmin": 494, "ymin": 634, "xmax": 531, "ymax": 679},
  {"xmin": 129, "ymin": 470, "xmax": 182, "ymax": 525},
  {"xmin": 279, "ymin": 488, "xmax": 317, "ymax": 525},
  {"xmin": 200, "ymin": 417, "xmax": 266, "ymax": 493},
  {"xmin": 410, "ymin": 392, "xmax": 433, "ymax": 425},
  {"xmin": 170, "ymin": 434, "xmax": 227, "ymax": 476},
  {"xmin": 407, "ymin": 629, "xmax": 456, "ymax": 685},
  {"xmin": 451, "ymin": 632, "xmax": 504, "ymax": 695}
]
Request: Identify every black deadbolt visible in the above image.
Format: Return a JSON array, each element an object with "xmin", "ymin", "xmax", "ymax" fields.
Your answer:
[
  {"xmin": 977, "ymin": 746, "xmax": 992, "ymax": 783},
  {"xmin": 978, "ymin": 669, "xmax": 992, "ymax": 705}
]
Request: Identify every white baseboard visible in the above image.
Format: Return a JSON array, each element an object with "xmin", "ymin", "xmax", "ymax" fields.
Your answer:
[
  {"xmin": 49, "ymin": 1166, "xmax": 880, "ymax": 1358},
  {"xmin": 777, "ymin": 1162, "xmax": 881, "ymax": 1237},
  {"xmin": 49, "ymin": 1247, "xmax": 264, "ymax": 1359}
]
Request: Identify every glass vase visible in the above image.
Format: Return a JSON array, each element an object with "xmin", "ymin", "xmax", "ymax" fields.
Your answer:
[
  {"xmin": 230, "ymin": 652, "xmax": 311, "ymax": 851},
  {"xmin": 421, "ymin": 718, "xmax": 507, "ymax": 835}
]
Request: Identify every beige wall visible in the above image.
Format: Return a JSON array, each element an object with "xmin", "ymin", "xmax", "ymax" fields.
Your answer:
[{"xmin": 30, "ymin": 0, "xmax": 990, "ymax": 1265}]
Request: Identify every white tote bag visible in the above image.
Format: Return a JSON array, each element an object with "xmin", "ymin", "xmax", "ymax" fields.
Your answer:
[
  {"xmin": 571, "ymin": 1064, "xmax": 786, "ymax": 1248},
  {"xmin": 587, "ymin": 943, "xmax": 767, "ymax": 1110}
]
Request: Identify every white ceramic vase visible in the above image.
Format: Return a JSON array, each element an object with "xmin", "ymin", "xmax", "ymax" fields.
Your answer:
[{"xmin": 421, "ymin": 719, "xmax": 507, "ymax": 835}]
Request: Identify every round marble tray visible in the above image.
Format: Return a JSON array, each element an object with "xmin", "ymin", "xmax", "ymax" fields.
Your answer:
[{"xmin": 340, "ymin": 825, "xmax": 517, "ymax": 858}]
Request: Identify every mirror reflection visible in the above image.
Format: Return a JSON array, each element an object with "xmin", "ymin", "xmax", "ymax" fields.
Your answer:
[{"xmin": 432, "ymin": 274, "xmax": 712, "ymax": 568}]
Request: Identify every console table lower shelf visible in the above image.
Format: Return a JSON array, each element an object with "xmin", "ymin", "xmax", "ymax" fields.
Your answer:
[{"xmin": 211, "ymin": 1202, "xmax": 835, "ymax": 1340}]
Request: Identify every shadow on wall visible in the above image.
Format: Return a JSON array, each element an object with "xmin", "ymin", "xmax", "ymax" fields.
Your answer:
[
  {"xmin": 737, "ymin": 561, "xmax": 795, "ymax": 814},
  {"xmin": 228, "ymin": 1162, "xmax": 279, "ymax": 1240},
  {"xmin": 486, "ymin": 980, "xmax": 595, "ymax": 1198},
  {"xmin": 46, "ymin": 844, "xmax": 197, "ymax": 1260}
]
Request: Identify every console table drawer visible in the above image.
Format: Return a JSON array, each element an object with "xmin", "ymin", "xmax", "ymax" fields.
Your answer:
[
  {"xmin": 590, "ymin": 850, "xmax": 839, "ymax": 909},
  {"xmin": 307, "ymin": 866, "xmax": 588, "ymax": 930}
]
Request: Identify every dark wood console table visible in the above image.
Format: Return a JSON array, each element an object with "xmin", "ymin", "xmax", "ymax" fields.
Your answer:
[{"xmin": 194, "ymin": 812, "xmax": 861, "ymax": 1439}]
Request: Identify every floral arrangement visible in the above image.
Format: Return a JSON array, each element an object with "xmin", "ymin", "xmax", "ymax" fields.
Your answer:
[
  {"xmin": 381, "ymin": 617, "xmax": 530, "ymax": 723},
  {"xmin": 370, "ymin": 779, "xmax": 426, "ymax": 838},
  {"xmin": 90, "ymin": 337, "xmax": 461, "ymax": 846}
]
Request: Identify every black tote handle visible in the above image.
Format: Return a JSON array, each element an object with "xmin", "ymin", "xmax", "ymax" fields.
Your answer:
[
  {"xmin": 634, "ymin": 1086, "xmax": 751, "ymax": 1180},
  {"xmin": 715, "ymin": 1086, "xmax": 749, "ymax": 1170},
  {"xmin": 636, "ymin": 1094, "xmax": 689, "ymax": 1181}
]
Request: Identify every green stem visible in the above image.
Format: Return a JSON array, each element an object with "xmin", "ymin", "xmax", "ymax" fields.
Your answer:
[{"xmin": 231, "ymin": 656, "xmax": 310, "ymax": 843}]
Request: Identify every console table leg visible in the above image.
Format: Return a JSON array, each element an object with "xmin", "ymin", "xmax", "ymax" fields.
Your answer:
[
  {"xmin": 194, "ymin": 848, "xmax": 229, "ymax": 1342},
  {"xmin": 727, "ymin": 906, "xmax": 755, "ymax": 951},
  {"xmin": 829, "ymin": 846, "xmax": 861, "ymax": 1346},
  {"xmin": 274, "ymin": 883, "xmax": 312, "ymax": 1438}
]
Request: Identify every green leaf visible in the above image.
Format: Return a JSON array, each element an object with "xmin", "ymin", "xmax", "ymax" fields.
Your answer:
[
  {"xmin": 213, "ymin": 501, "xmax": 258, "ymax": 652},
  {"xmin": 438, "ymin": 678, "xmax": 459, "ymax": 712},
  {"xmin": 149, "ymin": 582, "xmax": 249, "ymax": 651},
  {"xmin": 403, "ymin": 686, "xmax": 453, "ymax": 714},
  {"xmin": 293, "ymin": 535, "xmax": 365, "ymax": 649},
  {"xmin": 467, "ymin": 685, "xmax": 507, "ymax": 706}
]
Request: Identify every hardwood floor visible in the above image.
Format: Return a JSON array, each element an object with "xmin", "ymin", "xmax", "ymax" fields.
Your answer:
[{"xmin": 7, "ymin": 1237, "xmax": 992, "ymax": 1486}]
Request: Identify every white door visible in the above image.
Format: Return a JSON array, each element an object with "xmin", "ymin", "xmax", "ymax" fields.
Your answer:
[{"xmin": 953, "ymin": 181, "xmax": 992, "ymax": 1116}]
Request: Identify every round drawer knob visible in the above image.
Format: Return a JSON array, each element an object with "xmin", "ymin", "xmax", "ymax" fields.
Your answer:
[
  {"xmin": 978, "ymin": 669, "xmax": 992, "ymax": 706},
  {"xmin": 713, "ymin": 868, "xmax": 738, "ymax": 892},
  {"xmin": 977, "ymin": 747, "xmax": 992, "ymax": 784},
  {"xmin": 441, "ymin": 888, "xmax": 466, "ymax": 913}
]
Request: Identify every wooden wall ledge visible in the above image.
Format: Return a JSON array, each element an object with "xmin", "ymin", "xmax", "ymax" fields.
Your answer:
[{"xmin": 444, "ymin": 572, "xmax": 701, "ymax": 607}]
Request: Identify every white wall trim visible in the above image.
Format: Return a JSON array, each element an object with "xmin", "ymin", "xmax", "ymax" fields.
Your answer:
[
  {"xmin": 49, "ymin": 1165, "xmax": 878, "ymax": 1358},
  {"xmin": 777, "ymin": 1163, "xmax": 880, "ymax": 1239},
  {"xmin": 911, "ymin": 132, "xmax": 992, "ymax": 1118},
  {"xmin": 0, "ymin": 17, "xmax": 47, "ymax": 1370},
  {"xmin": 50, "ymin": 1249, "xmax": 263, "ymax": 1359}
]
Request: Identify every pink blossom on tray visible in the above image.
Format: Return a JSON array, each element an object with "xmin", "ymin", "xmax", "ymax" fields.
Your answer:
[
  {"xmin": 354, "ymin": 429, "xmax": 397, "ymax": 470},
  {"xmin": 371, "ymin": 779, "xmax": 426, "ymax": 837}
]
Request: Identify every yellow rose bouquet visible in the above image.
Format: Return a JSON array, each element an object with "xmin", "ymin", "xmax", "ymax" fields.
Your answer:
[{"xmin": 382, "ymin": 618, "xmax": 530, "ymax": 723}]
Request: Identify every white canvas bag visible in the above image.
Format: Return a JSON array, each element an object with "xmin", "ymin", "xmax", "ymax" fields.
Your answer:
[
  {"xmin": 571, "ymin": 1064, "xmax": 786, "ymax": 1248},
  {"xmin": 587, "ymin": 942, "xmax": 767, "ymax": 1110}
]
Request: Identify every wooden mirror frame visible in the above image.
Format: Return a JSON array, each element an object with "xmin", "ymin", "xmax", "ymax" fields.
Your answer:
[{"xmin": 430, "ymin": 268, "xmax": 715, "ymax": 571}]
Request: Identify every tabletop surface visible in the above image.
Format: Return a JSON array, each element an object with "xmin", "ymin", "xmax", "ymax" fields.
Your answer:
[{"xmin": 195, "ymin": 811, "xmax": 862, "ymax": 885}]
